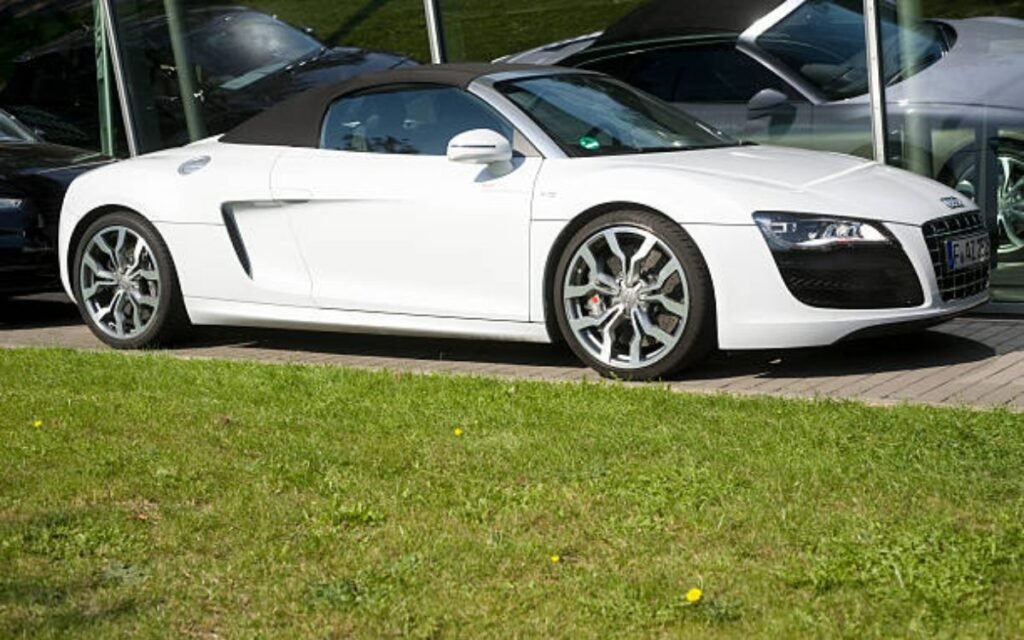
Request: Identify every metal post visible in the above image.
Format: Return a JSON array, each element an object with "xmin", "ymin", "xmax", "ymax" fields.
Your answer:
[
  {"xmin": 863, "ymin": 0, "xmax": 889, "ymax": 164},
  {"xmin": 164, "ymin": 0, "xmax": 206, "ymax": 142},
  {"xmin": 93, "ymin": 0, "xmax": 115, "ymax": 156},
  {"xmin": 896, "ymin": 1, "xmax": 931, "ymax": 176},
  {"xmin": 423, "ymin": 0, "xmax": 447, "ymax": 64},
  {"xmin": 98, "ymin": 0, "xmax": 139, "ymax": 156},
  {"xmin": 978, "ymin": 122, "xmax": 1000, "ymax": 269}
]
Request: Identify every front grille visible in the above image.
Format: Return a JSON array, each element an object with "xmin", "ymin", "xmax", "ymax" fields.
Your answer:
[
  {"xmin": 922, "ymin": 211, "xmax": 991, "ymax": 302},
  {"xmin": 772, "ymin": 244, "xmax": 924, "ymax": 309}
]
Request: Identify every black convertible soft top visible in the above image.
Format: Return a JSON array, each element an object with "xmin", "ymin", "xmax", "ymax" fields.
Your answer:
[
  {"xmin": 594, "ymin": 0, "xmax": 787, "ymax": 47},
  {"xmin": 220, "ymin": 63, "xmax": 557, "ymax": 149}
]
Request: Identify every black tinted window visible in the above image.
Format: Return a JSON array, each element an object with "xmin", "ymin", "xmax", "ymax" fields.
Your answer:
[
  {"xmin": 585, "ymin": 43, "xmax": 795, "ymax": 103},
  {"xmin": 321, "ymin": 86, "xmax": 513, "ymax": 155}
]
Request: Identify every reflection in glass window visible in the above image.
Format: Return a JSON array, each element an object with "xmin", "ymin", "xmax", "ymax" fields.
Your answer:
[
  {"xmin": 0, "ymin": 108, "xmax": 37, "ymax": 143},
  {"xmin": 893, "ymin": 0, "xmax": 1024, "ymax": 302},
  {"xmin": 187, "ymin": 10, "xmax": 323, "ymax": 91},
  {"xmin": 497, "ymin": 74, "xmax": 731, "ymax": 157},
  {"xmin": 758, "ymin": 0, "xmax": 949, "ymax": 100},
  {"xmin": 0, "ymin": 1, "xmax": 121, "ymax": 154},
  {"xmin": 109, "ymin": 1, "xmax": 418, "ymax": 153},
  {"xmin": 321, "ymin": 86, "xmax": 512, "ymax": 155},
  {"xmin": 439, "ymin": 0, "xmax": 646, "ymax": 63},
  {"xmin": 585, "ymin": 43, "xmax": 797, "ymax": 103}
]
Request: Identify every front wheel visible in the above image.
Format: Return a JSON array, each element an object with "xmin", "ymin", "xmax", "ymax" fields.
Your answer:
[
  {"xmin": 553, "ymin": 210, "xmax": 716, "ymax": 380},
  {"xmin": 72, "ymin": 210, "xmax": 190, "ymax": 349}
]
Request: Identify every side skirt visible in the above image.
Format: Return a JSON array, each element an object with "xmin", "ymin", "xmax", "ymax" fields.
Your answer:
[{"xmin": 184, "ymin": 297, "xmax": 554, "ymax": 344}]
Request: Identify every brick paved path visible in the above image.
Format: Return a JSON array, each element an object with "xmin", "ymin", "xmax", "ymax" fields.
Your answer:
[{"xmin": 2, "ymin": 295, "xmax": 1023, "ymax": 410}]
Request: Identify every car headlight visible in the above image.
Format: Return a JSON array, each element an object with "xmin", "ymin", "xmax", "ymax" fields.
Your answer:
[
  {"xmin": 752, "ymin": 211, "xmax": 923, "ymax": 310},
  {"xmin": 0, "ymin": 197, "xmax": 24, "ymax": 209},
  {"xmin": 753, "ymin": 212, "xmax": 892, "ymax": 250}
]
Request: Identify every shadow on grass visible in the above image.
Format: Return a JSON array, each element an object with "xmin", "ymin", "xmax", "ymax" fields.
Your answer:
[
  {"xmin": 0, "ymin": 507, "xmax": 150, "ymax": 635},
  {"xmin": 0, "ymin": 577, "xmax": 140, "ymax": 637}
]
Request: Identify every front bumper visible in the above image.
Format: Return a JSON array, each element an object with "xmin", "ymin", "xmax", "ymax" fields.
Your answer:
[{"xmin": 686, "ymin": 221, "xmax": 989, "ymax": 350}]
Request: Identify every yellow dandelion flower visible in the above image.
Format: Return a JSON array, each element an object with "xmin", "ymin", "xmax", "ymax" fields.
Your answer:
[
  {"xmin": 32, "ymin": 419, "xmax": 43, "ymax": 429},
  {"xmin": 685, "ymin": 587, "xmax": 703, "ymax": 603},
  {"xmin": 550, "ymin": 554, "xmax": 561, "ymax": 564},
  {"xmin": 453, "ymin": 427, "xmax": 464, "ymax": 437}
]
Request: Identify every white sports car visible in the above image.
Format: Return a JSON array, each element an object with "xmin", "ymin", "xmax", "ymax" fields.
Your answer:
[{"xmin": 59, "ymin": 63, "xmax": 991, "ymax": 380}]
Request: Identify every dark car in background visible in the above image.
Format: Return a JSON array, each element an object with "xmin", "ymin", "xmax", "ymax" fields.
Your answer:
[
  {"xmin": 0, "ymin": 5, "xmax": 416, "ymax": 152},
  {"xmin": 503, "ymin": 0, "xmax": 1024, "ymax": 261},
  {"xmin": 0, "ymin": 109, "xmax": 109, "ymax": 297}
]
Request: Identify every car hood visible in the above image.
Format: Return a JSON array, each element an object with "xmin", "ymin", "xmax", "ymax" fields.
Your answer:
[
  {"xmin": 605, "ymin": 145, "xmax": 965, "ymax": 225},
  {"xmin": 885, "ymin": 17, "xmax": 1024, "ymax": 111},
  {"xmin": 0, "ymin": 142, "xmax": 110, "ymax": 178}
]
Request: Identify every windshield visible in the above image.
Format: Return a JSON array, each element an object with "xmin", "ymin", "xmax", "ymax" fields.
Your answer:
[
  {"xmin": 188, "ymin": 11, "xmax": 323, "ymax": 91},
  {"xmin": 0, "ymin": 109, "xmax": 37, "ymax": 143},
  {"xmin": 496, "ymin": 74, "xmax": 733, "ymax": 157},
  {"xmin": 757, "ymin": 0, "xmax": 949, "ymax": 100}
]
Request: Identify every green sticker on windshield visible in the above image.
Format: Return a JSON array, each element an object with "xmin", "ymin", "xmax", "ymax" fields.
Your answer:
[{"xmin": 579, "ymin": 136, "xmax": 601, "ymax": 151}]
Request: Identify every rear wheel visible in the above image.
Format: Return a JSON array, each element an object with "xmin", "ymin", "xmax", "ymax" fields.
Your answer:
[
  {"xmin": 72, "ymin": 210, "xmax": 190, "ymax": 349},
  {"xmin": 553, "ymin": 210, "xmax": 716, "ymax": 380},
  {"xmin": 946, "ymin": 139, "xmax": 1024, "ymax": 262}
]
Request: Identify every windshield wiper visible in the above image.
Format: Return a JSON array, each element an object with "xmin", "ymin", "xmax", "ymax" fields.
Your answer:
[
  {"xmin": 287, "ymin": 46, "xmax": 329, "ymax": 70},
  {"xmin": 634, "ymin": 142, "xmax": 744, "ymax": 154}
]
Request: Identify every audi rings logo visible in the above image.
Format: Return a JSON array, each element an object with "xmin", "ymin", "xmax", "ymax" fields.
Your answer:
[
  {"xmin": 178, "ymin": 156, "xmax": 211, "ymax": 176},
  {"xmin": 941, "ymin": 196, "xmax": 966, "ymax": 210}
]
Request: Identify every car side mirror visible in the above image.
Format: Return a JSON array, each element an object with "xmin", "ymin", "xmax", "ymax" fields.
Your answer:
[
  {"xmin": 747, "ymin": 88, "xmax": 789, "ymax": 118},
  {"xmin": 447, "ymin": 129, "xmax": 513, "ymax": 167}
]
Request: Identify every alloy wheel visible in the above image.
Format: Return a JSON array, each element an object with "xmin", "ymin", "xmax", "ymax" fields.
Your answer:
[
  {"xmin": 79, "ymin": 225, "xmax": 162, "ymax": 340},
  {"xmin": 562, "ymin": 225, "xmax": 690, "ymax": 370},
  {"xmin": 955, "ymin": 152, "xmax": 1024, "ymax": 254}
]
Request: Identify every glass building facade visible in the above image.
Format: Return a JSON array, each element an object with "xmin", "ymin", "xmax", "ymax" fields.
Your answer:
[{"xmin": 1, "ymin": 0, "xmax": 1022, "ymax": 303}]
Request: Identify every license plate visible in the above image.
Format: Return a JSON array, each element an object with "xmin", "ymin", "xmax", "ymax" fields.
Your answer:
[{"xmin": 945, "ymin": 234, "xmax": 990, "ymax": 271}]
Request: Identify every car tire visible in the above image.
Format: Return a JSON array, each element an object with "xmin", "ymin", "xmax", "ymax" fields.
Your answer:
[
  {"xmin": 553, "ymin": 210, "xmax": 716, "ymax": 380},
  {"xmin": 72, "ymin": 210, "xmax": 191, "ymax": 349},
  {"xmin": 943, "ymin": 138, "xmax": 1024, "ymax": 263}
]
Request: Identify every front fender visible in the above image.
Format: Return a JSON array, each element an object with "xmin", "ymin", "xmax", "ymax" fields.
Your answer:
[{"xmin": 58, "ymin": 141, "xmax": 282, "ymax": 299}]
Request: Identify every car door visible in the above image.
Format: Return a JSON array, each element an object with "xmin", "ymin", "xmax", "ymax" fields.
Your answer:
[
  {"xmin": 270, "ymin": 84, "xmax": 540, "ymax": 321},
  {"xmin": 581, "ymin": 41, "xmax": 813, "ymax": 144}
]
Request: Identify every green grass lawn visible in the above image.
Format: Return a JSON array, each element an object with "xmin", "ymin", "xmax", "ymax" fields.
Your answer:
[{"xmin": 1, "ymin": 348, "xmax": 1022, "ymax": 638}]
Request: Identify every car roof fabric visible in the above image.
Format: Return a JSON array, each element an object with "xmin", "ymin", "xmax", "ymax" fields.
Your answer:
[
  {"xmin": 220, "ymin": 63, "xmax": 556, "ymax": 149},
  {"xmin": 593, "ymin": 0, "xmax": 787, "ymax": 48}
]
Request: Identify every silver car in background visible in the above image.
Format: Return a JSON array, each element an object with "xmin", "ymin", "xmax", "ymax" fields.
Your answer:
[{"xmin": 502, "ymin": 0, "xmax": 1024, "ymax": 261}]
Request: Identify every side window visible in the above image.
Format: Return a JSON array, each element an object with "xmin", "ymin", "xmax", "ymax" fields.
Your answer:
[
  {"xmin": 585, "ymin": 43, "xmax": 798, "ymax": 104},
  {"xmin": 320, "ymin": 85, "xmax": 514, "ymax": 155}
]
